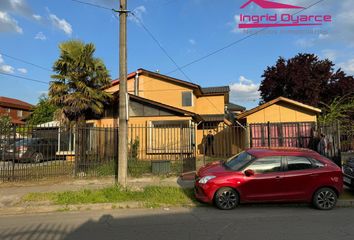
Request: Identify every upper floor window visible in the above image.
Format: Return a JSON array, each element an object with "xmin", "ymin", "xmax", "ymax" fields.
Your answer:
[
  {"xmin": 17, "ymin": 110, "xmax": 23, "ymax": 118},
  {"xmin": 182, "ymin": 91, "xmax": 193, "ymax": 107}
]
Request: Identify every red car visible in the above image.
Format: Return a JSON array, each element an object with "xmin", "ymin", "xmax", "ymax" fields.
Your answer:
[{"xmin": 195, "ymin": 148, "xmax": 343, "ymax": 210}]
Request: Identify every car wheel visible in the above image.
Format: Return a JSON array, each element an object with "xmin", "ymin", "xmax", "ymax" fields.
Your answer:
[
  {"xmin": 31, "ymin": 152, "xmax": 44, "ymax": 163},
  {"xmin": 313, "ymin": 187, "xmax": 337, "ymax": 210},
  {"xmin": 214, "ymin": 187, "xmax": 239, "ymax": 210}
]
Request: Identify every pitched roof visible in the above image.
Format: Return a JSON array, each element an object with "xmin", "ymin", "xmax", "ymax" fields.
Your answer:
[
  {"xmin": 109, "ymin": 68, "xmax": 229, "ymax": 96},
  {"xmin": 113, "ymin": 92, "xmax": 203, "ymax": 122},
  {"xmin": 237, "ymin": 97, "xmax": 321, "ymax": 120},
  {"xmin": 227, "ymin": 102, "xmax": 246, "ymax": 111},
  {"xmin": 201, "ymin": 86, "xmax": 230, "ymax": 94},
  {"xmin": 0, "ymin": 96, "xmax": 33, "ymax": 110}
]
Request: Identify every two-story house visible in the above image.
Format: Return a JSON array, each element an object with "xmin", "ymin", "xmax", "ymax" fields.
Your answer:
[
  {"xmin": 90, "ymin": 68, "xmax": 245, "ymax": 156},
  {"xmin": 0, "ymin": 96, "xmax": 33, "ymax": 125}
]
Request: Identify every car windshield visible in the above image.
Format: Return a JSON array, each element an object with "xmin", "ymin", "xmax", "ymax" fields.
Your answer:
[{"xmin": 224, "ymin": 151, "xmax": 254, "ymax": 171}]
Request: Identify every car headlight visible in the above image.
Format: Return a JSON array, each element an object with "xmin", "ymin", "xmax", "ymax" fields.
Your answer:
[{"xmin": 199, "ymin": 176, "xmax": 216, "ymax": 184}]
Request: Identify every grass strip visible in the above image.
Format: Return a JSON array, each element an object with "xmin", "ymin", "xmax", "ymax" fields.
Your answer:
[{"xmin": 22, "ymin": 186, "xmax": 196, "ymax": 207}]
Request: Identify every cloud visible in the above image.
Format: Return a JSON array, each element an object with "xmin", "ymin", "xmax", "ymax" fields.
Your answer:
[
  {"xmin": 230, "ymin": 14, "xmax": 243, "ymax": 34},
  {"xmin": 338, "ymin": 58, "xmax": 354, "ymax": 74},
  {"xmin": 129, "ymin": 5, "xmax": 146, "ymax": 24},
  {"xmin": 295, "ymin": 38, "xmax": 315, "ymax": 48},
  {"xmin": 189, "ymin": 39, "xmax": 196, "ymax": 45},
  {"xmin": 0, "ymin": 64, "xmax": 15, "ymax": 74},
  {"xmin": 230, "ymin": 76, "xmax": 260, "ymax": 103},
  {"xmin": 49, "ymin": 14, "xmax": 72, "ymax": 35},
  {"xmin": 32, "ymin": 14, "xmax": 41, "ymax": 21},
  {"xmin": 0, "ymin": 0, "xmax": 33, "ymax": 18},
  {"xmin": 34, "ymin": 31, "xmax": 46, "ymax": 40},
  {"xmin": 0, "ymin": 54, "xmax": 15, "ymax": 73},
  {"xmin": 0, "ymin": 11, "xmax": 23, "ymax": 33},
  {"xmin": 17, "ymin": 68, "xmax": 27, "ymax": 74},
  {"xmin": 321, "ymin": 49, "xmax": 338, "ymax": 61}
]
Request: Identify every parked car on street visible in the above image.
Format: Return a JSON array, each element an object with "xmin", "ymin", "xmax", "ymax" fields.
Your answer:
[
  {"xmin": 195, "ymin": 148, "xmax": 343, "ymax": 210},
  {"xmin": 2, "ymin": 138, "xmax": 59, "ymax": 163},
  {"xmin": 342, "ymin": 157, "xmax": 354, "ymax": 189}
]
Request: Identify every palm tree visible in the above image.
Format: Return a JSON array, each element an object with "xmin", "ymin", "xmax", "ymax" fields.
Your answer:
[{"xmin": 49, "ymin": 40, "xmax": 112, "ymax": 125}]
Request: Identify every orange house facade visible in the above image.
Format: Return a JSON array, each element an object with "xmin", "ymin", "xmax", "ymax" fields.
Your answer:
[{"xmin": 90, "ymin": 68, "xmax": 245, "ymax": 156}]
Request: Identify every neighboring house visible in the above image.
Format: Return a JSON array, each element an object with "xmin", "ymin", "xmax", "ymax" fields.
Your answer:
[
  {"xmin": 90, "ymin": 68, "xmax": 245, "ymax": 156},
  {"xmin": 236, "ymin": 96, "xmax": 321, "ymax": 124},
  {"xmin": 237, "ymin": 97, "xmax": 322, "ymax": 149},
  {"xmin": 0, "ymin": 96, "xmax": 33, "ymax": 125}
]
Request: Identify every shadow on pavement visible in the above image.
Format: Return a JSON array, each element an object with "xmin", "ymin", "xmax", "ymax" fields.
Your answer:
[{"xmin": 2, "ymin": 202, "xmax": 354, "ymax": 240}]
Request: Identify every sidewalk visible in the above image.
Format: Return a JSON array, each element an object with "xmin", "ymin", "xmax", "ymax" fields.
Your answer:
[
  {"xmin": 0, "ymin": 176, "xmax": 194, "ymax": 210},
  {"xmin": 1, "ymin": 176, "xmax": 354, "ymax": 215}
]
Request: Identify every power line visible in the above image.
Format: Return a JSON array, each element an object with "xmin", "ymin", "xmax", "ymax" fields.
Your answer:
[
  {"xmin": 0, "ymin": 52, "xmax": 52, "ymax": 72},
  {"xmin": 166, "ymin": 0, "xmax": 327, "ymax": 75},
  {"xmin": 0, "ymin": 72, "xmax": 49, "ymax": 85},
  {"xmin": 69, "ymin": 0, "xmax": 112, "ymax": 11},
  {"xmin": 129, "ymin": 12, "xmax": 194, "ymax": 83}
]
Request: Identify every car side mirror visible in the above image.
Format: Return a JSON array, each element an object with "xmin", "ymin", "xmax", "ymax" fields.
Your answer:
[{"xmin": 244, "ymin": 169, "xmax": 255, "ymax": 177}]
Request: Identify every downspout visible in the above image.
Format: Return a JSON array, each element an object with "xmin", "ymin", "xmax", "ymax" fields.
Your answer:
[{"xmin": 134, "ymin": 71, "xmax": 139, "ymax": 96}]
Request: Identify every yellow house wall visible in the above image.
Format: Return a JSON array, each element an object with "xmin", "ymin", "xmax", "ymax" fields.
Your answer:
[
  {"xmin": 105, "ymin": 75, "xmax": 227, "ymax": 116},
  {"xmin": 245, "ymin": 102, "xmax": 318, "ymax": 124},
  {"xmin": 105, "ymin": 79, "xmax": 135, "ymax": 94},
  {"xmin": 137, "ymin": 75, "xmax": 196, "ymax": 112},
  {"xmin": 195, "ymin": 95, "xmax": 225, "ymax": 115}
]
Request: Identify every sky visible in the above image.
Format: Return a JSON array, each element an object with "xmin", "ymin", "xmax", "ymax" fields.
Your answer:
[{"xmin": 0, "ymin": 0, "xmax": 353, "ymax": 109}]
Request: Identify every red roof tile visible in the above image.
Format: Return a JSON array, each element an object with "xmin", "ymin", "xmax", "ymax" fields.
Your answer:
[{"xmin": 0, "ymin": 96, "xmax": 33, "ymax": 110}]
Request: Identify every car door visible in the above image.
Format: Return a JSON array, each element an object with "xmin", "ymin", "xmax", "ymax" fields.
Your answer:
[
  {"xmin": 239, "ymin": 156, "xmax": 284, "ymax": 202},
  {"xmin": 281, "ymin": 156, "xmax": 316, "ymax": 201}
]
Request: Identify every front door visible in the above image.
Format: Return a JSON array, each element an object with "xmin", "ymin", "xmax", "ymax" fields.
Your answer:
[{"xmin": 240, "ymin": 156, "xmax": 284, "ymax": 202}]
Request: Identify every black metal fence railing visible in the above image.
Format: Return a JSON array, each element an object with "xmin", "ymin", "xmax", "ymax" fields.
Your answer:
[
  {"xmin": 0, "ymin": 123, "xmax": 196, "ymax": 182},
  {"xmin": 0, "ymin": 124, "xmax": 117, "ymax": 181},
  {"xmin": 0, "ymin": 121, "xmax": 352, "ymax": 181}
]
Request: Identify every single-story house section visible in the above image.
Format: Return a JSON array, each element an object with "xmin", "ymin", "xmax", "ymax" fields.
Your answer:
[
  {"xmin": 237, "ymin": 97, "xmax": 322, "ymax": 148},
  {"xmin": 237, "ymin": 96, "xmax": 322, "ymax": 124}
]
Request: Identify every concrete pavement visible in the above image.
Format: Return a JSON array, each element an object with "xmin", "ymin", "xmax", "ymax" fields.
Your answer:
[{"xmin": 0, "ymin": 206, "xmax": 354, "ymax": 240}]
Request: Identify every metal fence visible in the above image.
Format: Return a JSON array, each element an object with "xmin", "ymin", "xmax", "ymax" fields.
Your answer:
[
  {"xmin": 1, "ymin": 120, "xmax": 353, "ymax": 181},
  {"xmin": 0, "ymin": 123, "xmax": 196, "ymax": 181},
  {"xmin": 0, "ymin": 124, "xmax": 117, "ymax": 181}
]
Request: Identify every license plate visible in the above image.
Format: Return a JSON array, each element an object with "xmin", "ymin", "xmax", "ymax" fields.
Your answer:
[{"xmin": 344, "ymin": 176, "xmax": 351, "ymax": 184}]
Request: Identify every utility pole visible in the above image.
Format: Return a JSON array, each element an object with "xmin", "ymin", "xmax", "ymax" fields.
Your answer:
[{"xmin": 117, "ymin": 0, "xmax": 128, "ymax": 187}]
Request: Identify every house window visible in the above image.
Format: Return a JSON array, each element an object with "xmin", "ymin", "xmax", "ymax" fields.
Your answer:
[
  {"xmin": 148, "ymin": 120, "xmax": 194, "ymax": 153},
  {"xmin": 182, "ymin": 92, "xmax": 193, "ymax": 107},
  {"xmin": 6, "ymin": 108, "xmax": 11, "ymax": 113},
  {"xmin": 17, "ymin": 110, "xmax": 23, "ymax": 117}
]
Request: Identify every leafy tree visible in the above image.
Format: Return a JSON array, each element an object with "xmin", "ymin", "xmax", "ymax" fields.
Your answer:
[
  {"xmin": 28, "ymin": 94, "xmax": 58, "ymax": 125},
  {"xmin": 49, "ymin": 40, "xmax": 112, "ymax": 125},
  {"xmin": 0, "ymin": 115, "xmax": 12, "ymax": 135},
  {"xmin": 319, "ymin": 95, "xmax": 354, "ymax": 124},
  {"xmin": 259, "ymin": 53, "xmax": 354, "ymax": 107}
]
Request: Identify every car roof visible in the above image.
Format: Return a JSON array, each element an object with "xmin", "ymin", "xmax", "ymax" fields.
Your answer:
[{"xmin": 246, "ymin": 147, "xmax": 319, "ymax": 158}]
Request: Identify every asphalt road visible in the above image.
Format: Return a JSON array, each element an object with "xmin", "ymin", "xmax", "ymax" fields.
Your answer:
[{"xmin": 0, "ymin": 206, "xmax": 353, "ymax": 240}]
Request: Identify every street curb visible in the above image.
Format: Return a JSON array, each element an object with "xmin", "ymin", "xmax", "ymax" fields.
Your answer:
[
  {"xmin": 337, "ymin": 200, "xmax": 354, "ymax": 207},
  {"xmin": 0, "ymin": 202, "xmax": 198, "ymax": 216},
  {"xmin": 1, "ymin": 199, "xmax": 354, "ymax": 216}
]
